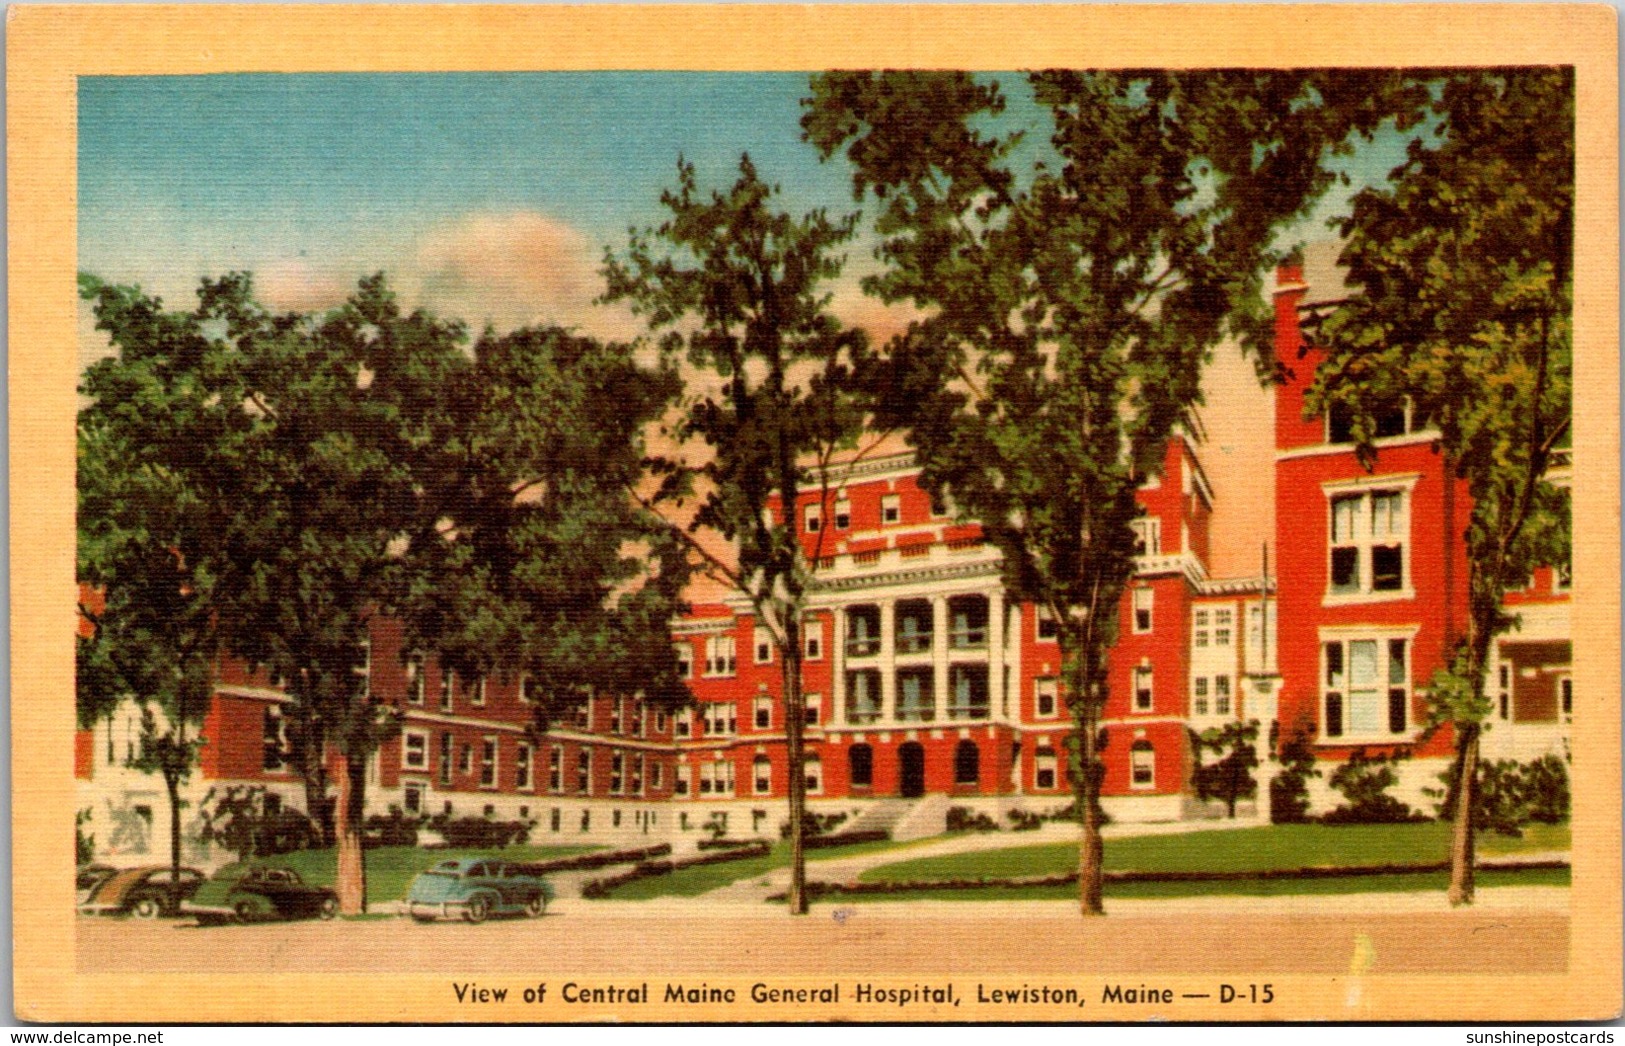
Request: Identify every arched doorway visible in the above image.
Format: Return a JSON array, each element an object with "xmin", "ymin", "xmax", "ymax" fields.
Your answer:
[{"xmin": 898, "ymin": 742, "xmax": 926, "ymax": 798}]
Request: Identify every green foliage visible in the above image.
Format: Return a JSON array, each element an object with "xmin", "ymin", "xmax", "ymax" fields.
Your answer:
[
  {"xmin": 1269, "ymin": 727, "xmax": 1322, "ymax": 824},
  {"xmin": 946, "ymin": 807, "xmax": 1000, "ymax": 833},
  {"xmin": 1322, "ymin": 749, "xmax": 1423, "ymax": 825},
  {"xmin": 76, "ymin": 809, "xmax": 95, "ymax": 866},
  {"xmin": 427, "ymin": 815, "xmax": 534, "ymax": 849},
  {"xmin": 779, "ymin": 811, "xmax": 849, "ymax": 839},
  {"xmin": 1189, "ymin": 719, "xmax": 1261, "ymax": 818},
  {"xmin": 196, "ymin": 786, "xmax": 321, "ymax": 862},
  {"xmin": 1429, "ymin": 753, "xmax": 1570, "ymax": 837}
]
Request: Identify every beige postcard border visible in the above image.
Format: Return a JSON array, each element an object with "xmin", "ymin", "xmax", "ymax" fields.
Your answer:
[{"xmin": 9, "ymin": 4, "xmax": 1619, "ymax": 1023}]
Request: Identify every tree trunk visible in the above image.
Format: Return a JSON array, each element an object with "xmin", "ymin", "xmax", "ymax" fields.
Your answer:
[
  {"xmin": 333, "ymin": 748, "xmax": 367, "ymax": 916},
  {"xmin": 1447, "ymin": 722, "xmax": 1480, "ymax": 906},
  {"xmin": 164, "ymin": 770, "xmax": 183, "ymax": 913},
  {"xmin": 296, "ymin": 709, "xmax": 331, "ymax": 846},
  {"xmin": 783, "ymin": 618, "xmax": 808, "ymax": 915},
  {"xmin": 1069, "ymin": 639, "xmax": 1105, "ymax": 916}
]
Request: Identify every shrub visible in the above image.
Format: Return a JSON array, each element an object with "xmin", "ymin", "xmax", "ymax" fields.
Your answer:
[
  {"xmin": 1429, "ymin": 753, "xmax": 1571, "ymax": 836},
  {"xmin": 197, "ymin": 786, "xmax": 321, "ymax": 859},
  {"xmin": 76, "ymin": 809, "xmax": 95, "ymax": 866},
  {"xmin": 1322, "ymin": 749, "xmax": 1424, "ymax": 824},
  {"xmin": 580, "ymin": 840, "xmax": 772, "ymax": 898},
  {"xmin": 1006, "ymin": 809, "xmax": 1042, "ymax": 832},
  {"xmin": 1190, "ymin": 719, "xmax": 1261, "ymax": 818},
  {"xmin": 1269, "ymin": 727, "xmax": 1321, "ymax": 824},
  {"xmin": 428, "ymin": 815, "xmax": 533, "ymax": 848},
  {"xmin": 363, "ymin": 810, "xmax": 421, "ymax": 848},
  {"xmin": 804, "ymin": 829, "xmax": 888, "ymax": 849},
  {"xmin": 946, "ymin": 806, "xmax": 1000, "ymax": 833},
  {"xmin": 778, "ymin": 810, "xmax": 849, "ymax": 839}
]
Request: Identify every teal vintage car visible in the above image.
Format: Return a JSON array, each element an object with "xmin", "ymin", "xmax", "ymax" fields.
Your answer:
[{"xmin": 405, "ymin": 858, "xmax": 553, "ymax": 923}]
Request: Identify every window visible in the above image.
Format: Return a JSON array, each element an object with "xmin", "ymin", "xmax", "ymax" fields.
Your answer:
[
  {"xmin": 655, "ymin": 710, "xmax": 668, "ymax": 733},
  {"xmin": 700, "ymin": 759, "xmax": 735, "ymax": 797},
  {"xmin": 1327, "ymin": 399, "xmax": 1411, "ymax": 444},
  {"xmin": 1133, "ymin": 665, "xmax": 1153, "ymax": 712},
  {"xmin": 439, "ymin": 669, "xmax": 454, "ymax": 712},
  {"xmin": 846, "ymin": 669, "xmax": 881, "ymax": 723},
  {"xmin": 1214, "ymin": 609, "xmax": 1233, "ymax": 647},
  {"xmin": 1497, "ymin": 664, "xmax": 1512, "ymax": 720},
  {"xmin": 704, "ymin": 702, "xmax": 737, "ymax": 737},
  {"xmin": 895, "ymin": 667, "xmax": 934, "ymax": 722},
  {"xmin": 1132, "ymin": 588, "xmax": 1153, "ymax": 634},
  {"xmin": 1037, "ymin": 605, "xmax": 1058, "ymax": 640},
  {"xmin": 1193, "ymin": 677, "xmax": 1209, "ymax": 716},
  {"xmin": 704, "ymin": 636, "xmax": 737, "ymax": 677},
  {"xmin": 460, "ymin": 744, "xmax": 473, "ymax": 774},
  {"xmin": 881, "ymin": 494, "xmax": 901, "ymax": 525},
  {"xmin": 515, "ymin": 743, "xmax": 532, "ymax": 791},
  {"xmin": 804, "ymin": 625, "xmax": 823, "ymax": 661},
  {"xmin": 804, "ymin": 754, "xmax": 823, "ymax": 795},
  {"xmin": 674, "ymin": 644, "xmax": 693, "ymax": 679},
  {"xmin": 848, "ymin": 744, "xmax": 873, "ymax": 788},
  {"xmin": 804, "ymin": 502, "xmax": 822, "ymax": 533},
  {"xmin": 1329, "ymin": 488, "xmax": 1409, "ymax": 597},
  {"xmin": 631, "ymin": 753, "xmax": 644, "ymax": 795},
  {"xmin": 609, "ymin": 699, "xmax": 622, "ymax": 735},
  {"xmin": 479, "ymin": 738, "xmax": 497, "ymax": 788},
  {"xmin": 1035, "ymin": 677, "xmax": 1059, "ymax": 718},
  {"xmin": 550, "ymin": 808, "xmax": 561, "ymax": 832},
  {"xmin": 576, "ymin": 749, "xmax": 591, "ymax": 793},
  {"xmin": 754, "ymin": 695, "xmax": 773, "ymax": 730},
  {"xmin": 548, "ymin": 745, "xmax": 563, "ymax": 793},
  {"xmin": 574, "ymin": 699, "xmax": 591, "ymax": 730},
  {"xmin": 845, "ymin": 605, "xmax": 881, "ymax": 657},
  {"xmin": 352, "ymin": 639, "xmax": 371, "ymax": 699},
  {"xmin": 468, "ymin": 675, "xmax": 486, "ymax": 708},
  {"xmin": 262, "ymin": 705, "xmax": 289, "ymax": 772},
  {"xmin": 402, "ymin": 731, "xmax": 428, "ymax": 771},
  {"xmin": 1323, "ymin": 637, "xmax": 1410, "ymax": 739},
  {"xmin": 675, "ymin": 708, "xmax": 693, "ymax": 738},
  {"xmin": 749, "ymin": 625, "xmax": 774, "ymax": 664},
  {"xmin": 405, "ymin": 652, "xmax": 425, "ymax": 706},
  {"xmin": 1215, "ymin": 675, "xmax": 1231, "ymax": 715},
  {"xmin": 1130, "ymin": 740, "xmax": 1155, "ymax": 788},
  {"xmin": 1554, "ymin": 560, "xmax": 1572, "ymax": 592},
  {"xmin": 834, "ymin": 499, "xmax": 851, "ymax": 530},
  {"xmin": 1035, "ymin": 747, "xmax": 1057, "ymax": 789},
  {"xmin": 802, "ymin": 692, "xmax": 821, "ymax": 727},
  {"xmin": 675, "ymin": 763, "xmax": 690, "ymax": 796},
  {"xmin": 949, "ymin": 595, "xmax": 989, "ymax": 649},
  {"xmin": 610, "ymin": 750, "xmax": 625, "ymax": 794},
  {"xmin": 403, "ymin": 782, "xmax": 423, "ymax": 814},
  {"xmin": 629, "ymin": 700, "xmax": 644, "ymax": 737},
  {"xmin": 953, "ymin": 740, "xmax": 980, "ymax": 786},
  {"xmin": 1194, "ymin": 610, "xmax": 1210, "ymax": 648},
  {"xmin": 650, "ymin": 759, "xmax": 664, "ymax": 790},
  {"xmin": 440, "ymin": 733, "xmax": 454, "ymax": 786},
  {"xmin": 1558, "ymin": 675, "xmax": 1573, "ymax": 723},
  {"xmin": 1131, "ymin": 518, "xmax": 1162, "ymax": 556},
  {"xmin": 753, "ymin": 755, "xmax": 772, "ymax": 795},
  {"xmin": 896, "ymin": 599, "xmax": 933, "ymax": 654},
  {"xmin": 949, "ymin": 664, "xmax": 989, "ymax": 720}
]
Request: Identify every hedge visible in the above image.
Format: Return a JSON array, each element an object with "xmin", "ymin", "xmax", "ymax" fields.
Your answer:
[
  {"xmin": 581, "ymin": 840, "xmax": 773, "ymax": 898},
  {"xmin": 511, "ymin": 843, "xmax": 671, "ymax": 877},
  {"xmin": 803, "ymin": 830, "xmax": 889, "ymax": 850}
]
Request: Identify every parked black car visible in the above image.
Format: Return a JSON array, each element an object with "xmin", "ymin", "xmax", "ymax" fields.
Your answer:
[{"xmin": 186, "ymin": 866, "xmax": 339, "ymax": 924}]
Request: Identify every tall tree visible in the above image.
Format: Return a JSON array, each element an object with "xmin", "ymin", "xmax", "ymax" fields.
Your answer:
[
  {"xmin": 78, "ymin": 274, "xmax": 249, "ymax": 900},
  {"xmin": 1306, "ymin": 68, "xmax": 1573, "ymax": 905},
  {"xmin": 602, "ymin": 155, "xmax": 871, "ymax": 914},
  {"xmin": 805, "ymin": 70, "xmax": 1413, "ymax": 914}
]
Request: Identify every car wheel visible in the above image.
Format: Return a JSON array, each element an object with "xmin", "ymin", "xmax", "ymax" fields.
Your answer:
[
  {"xmin": 131, "ymin": 897, "xmax": 161, "ymax": 920},
  {"xmin": 318, "ymin": 897, "xmax": 338, "ymax": 920},
  {"xmin": 465, "ymin": 894, "xmax": 492, "ymax": 924},
  {"xmin": 235, "ymin": 900, "xmax": 260, "ymax": 924},
  {"xmin": 526, "ymin": 894, "xmax": 547, "ymax": 918}
]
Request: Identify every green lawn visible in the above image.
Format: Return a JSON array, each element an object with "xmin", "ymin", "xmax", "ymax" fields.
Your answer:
[
  {"xmin": 231, "ymin": 844, "xmax": 600, "ymax": 904},
  {"xmin": 859, "ymin": 822, "xmax": 1570, "ymax": 884},
  {"xmin": 822, "ymin": 866, "xmax": 1571, "ymax": 903},
  {"xmin": 590, "ymin": 838, "xmax": 936, "ymax": 900}
]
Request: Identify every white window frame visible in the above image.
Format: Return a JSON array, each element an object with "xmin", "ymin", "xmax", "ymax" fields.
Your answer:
[
  {"xmin": 704, "ymin": 635, "xmax": 737, "ymax": 678},
  {"xmin": 805, "ymin": 754, "xmax": 823, "ymax": 796},
  {"xmin": 1193, "ymin": 609, "xmax": 1210, "ymax": 648},
  {"xmin": 804, "ymin": 624, "xmax": 823, "ymax": 661},
  {"xmin": 754, "ymin": 695, "xmax": 773, "ymax": 731},
  {"xmin": 1192, "ymin": 676, "xmax": 1209, "ymax": 717},
  {"xmin": 1214, "ymin": 608, "xmax": 1233, "ymax": 647},
  {"xmin": 1035, "ymin": 677, "xmax": 1059, "ymax": 719},
  {"xmin": 674, "ymin": 643, "xmax": 693, "ymax": 680},
  {"xmin": 834, "ymin": 499, "xmax": 851, "ymax": 530},
  {"xmin": 439, "ymin": 668, "xmax": 454, "ymax": 712},
  {"xmin": 650, "ymin": 758, "xmax": 664, "ymax": 790},
  {"xmin": 405, "ymin": 651, "xmax": 426, "ymax": 706},
  {"xmin": 753, "ymin": 755, "xmax": 772, "ymax": 795},
  {"xmin": 468, "ymin": 674, "xmax": 487, "ymax": 708},
  {"xmin": 804, "ymin": 502, "xmax": 822, "ymax": 533},
  {"xmin": 548, "ymin": 744, "xmax": 564, "ymax": 793},
  {"xmin": 402, "ymin": 781, "xmax": 424, "ymax": 815},
  {"xmin": 674, "ymin": 762, "xmax": 691, "ymax": 796},
  {"xmin": 1132, "ymin": 588, "xmax": 1153, "ymax": 634},
  {"xmin": 1133, "ymin": 664, "xmax": 1153, "ymax": 712},
  {"xmin": 804, "ymin": 692, "xmax": 821, "ymax": 727},
  {"xmin": 610, "ymin": 750, "xmax": 625, "ymax": 794},
  {"xmin": 353, "ymin": 639, "xmax": 371, "ymax": 699},
  {"xmin": 1323, "ymin": 476, "xmax": 1419, "ymax": 605},
  {"xmin": 1318, "ymin": 627, "xmax": 1417, "ymax": 743},
  {"xmin": 610, "ymin": 698, "xmax": 623, "ymax": 735},
  {"xmin": 439, "ymin": 732, "xmax": 453, "ymax": 786},
  {"xmin": 1035, "ymin": 748, "xmax": 1058, "ymax": 790},
  {"xmin": 1130, "ymin": 741, "xmax": 1155, "ymax": 790},
  {"xmin": 754, "ymin": 625, "xmax": 774, "ymax": 665},
  {"xmin": 1215, "ymin": 674, "xmax": 1231, "ymax": 716},
  {"xmin": 479, "ymin": 736, "xmax": 498, "ymax": 789},
  {"xmin": 675, "ymin": 708, "xmax": 693, "ymax": 738},
  {"xmin": 1131, "ymin": 518, "xmax": 1162, "ymax": 557},
  {"xmin": 515, "ymin": 742, "xmax": 533, "ymax": 791},
  {"xmin": 402, "ymin": 729, "xmax": 429, "ymax": 771},
  {"xmin": 576, "ymin": 749, "xmax": 592, "ymax": 793},
  {"xmin": 520, "ymin": 674, "xmax": 541, "ymax": 706},
  {"xmin": 881, "ymin": 494, "xmax": 901, "ymax": 525}
]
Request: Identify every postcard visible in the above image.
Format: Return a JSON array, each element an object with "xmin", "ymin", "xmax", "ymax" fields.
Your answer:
[{"xmin": 10, "ymin": 4, "xmax": 1619, "ymax": 1025}]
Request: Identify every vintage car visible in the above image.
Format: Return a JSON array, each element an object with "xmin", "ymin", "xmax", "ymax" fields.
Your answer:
[
  {"xmin": 78, "ymin": 864, "xmax": 205, "ymax": 919},
  {"xmin": 186, "ymin": 866, "xmax": 339, "ymax": 924},
  {"xmin": 75, "ymin": 864, "xmax": 117, "ymax": 906},
  {"xmin": 405, "ymin": 858, "xmax": 552, "ymax": 923}
]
